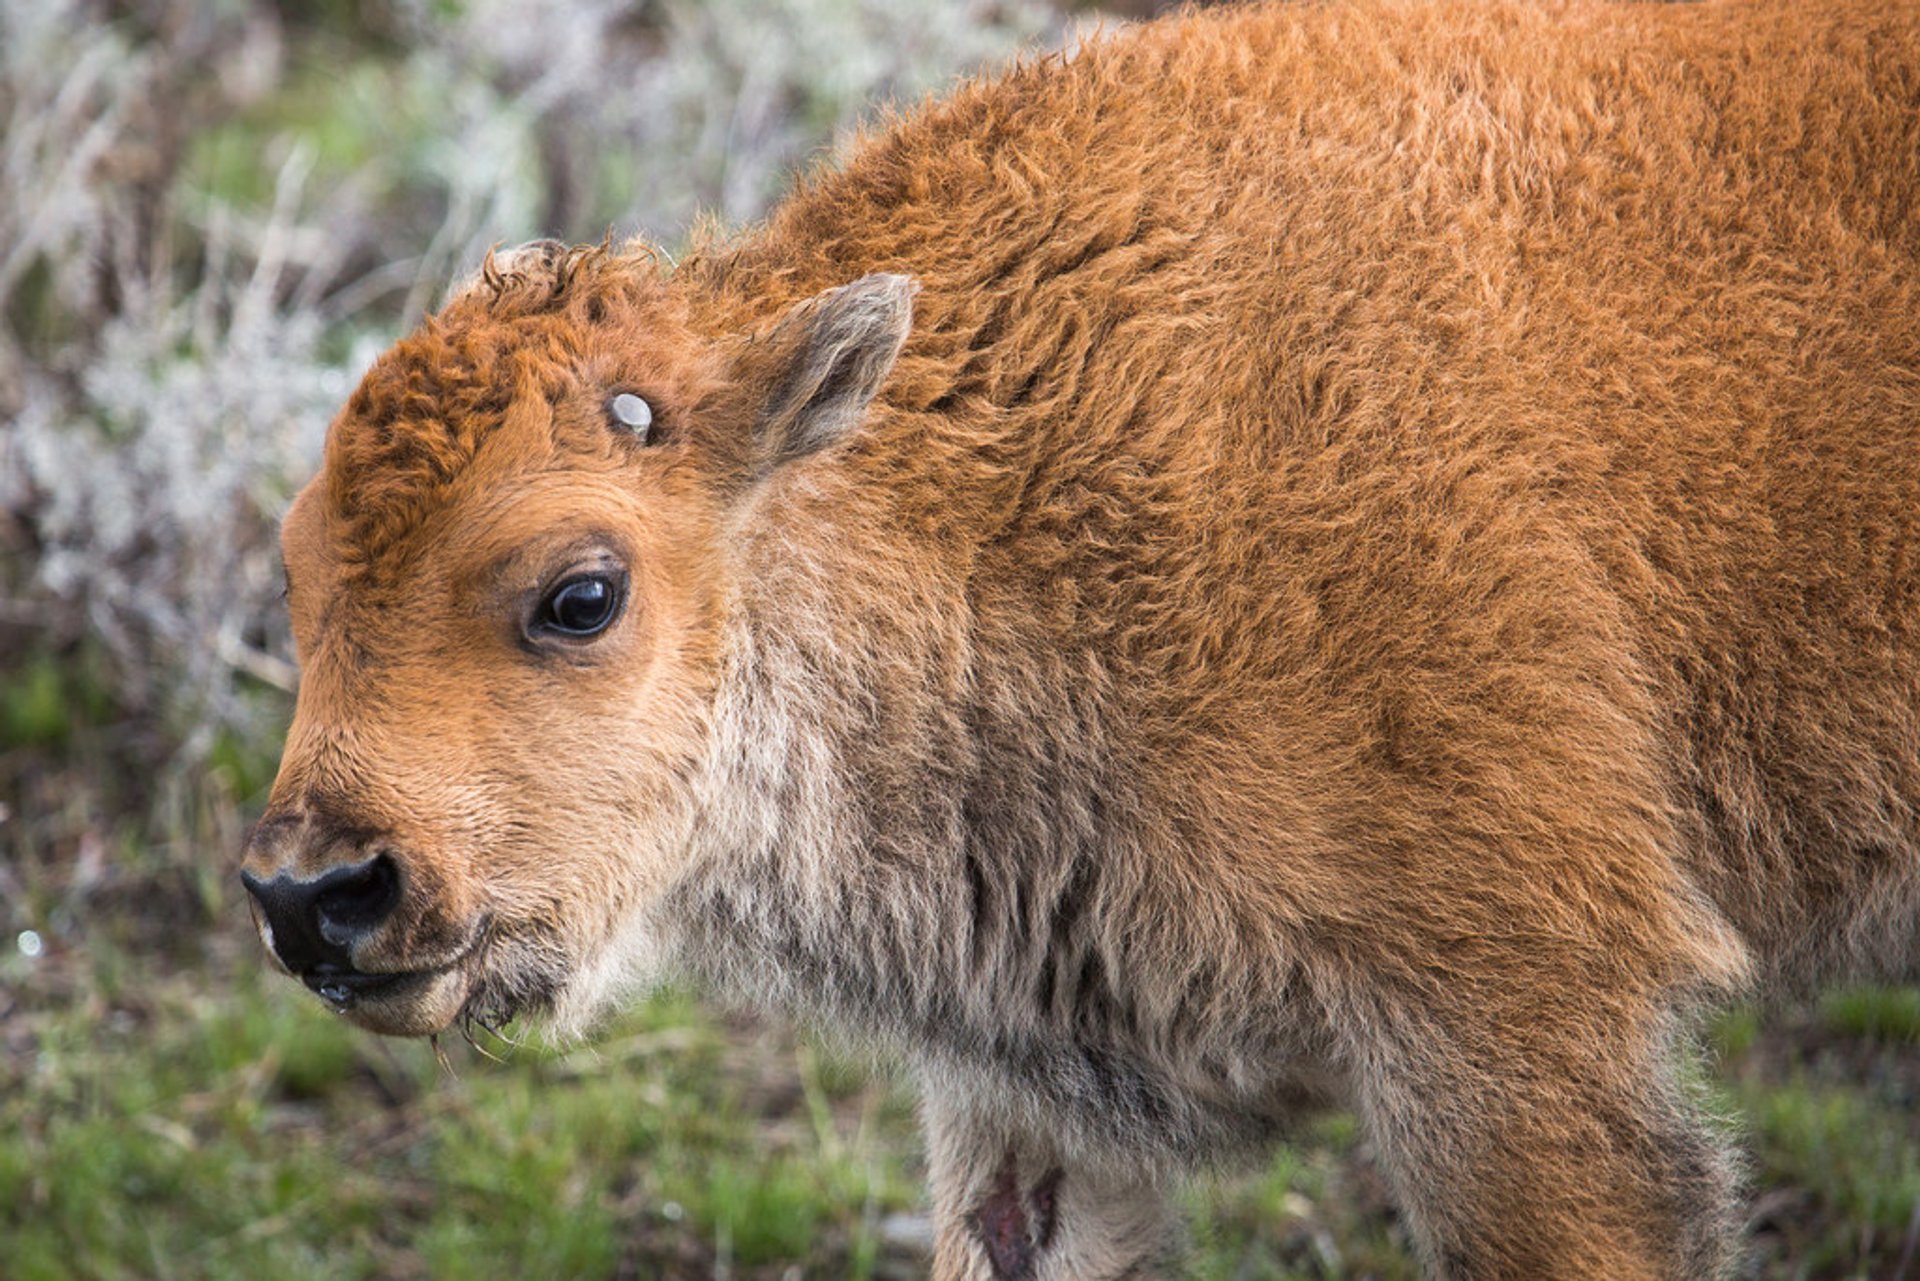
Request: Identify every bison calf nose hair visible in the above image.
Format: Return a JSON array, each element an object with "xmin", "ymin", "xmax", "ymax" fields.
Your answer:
[{"xmin": 239, "ymin": 854, "xmax": 401, "ymax": 976}]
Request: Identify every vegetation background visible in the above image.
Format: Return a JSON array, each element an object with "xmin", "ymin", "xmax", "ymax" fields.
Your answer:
[{"xmin": 2, "ymin": 0, "xmax": 1917, "ymax": 1276}]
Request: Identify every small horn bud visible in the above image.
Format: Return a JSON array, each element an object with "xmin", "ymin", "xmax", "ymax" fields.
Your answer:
[{"xmin": 607, "ymin": 392, "xmax": 653, "ymax": 440}]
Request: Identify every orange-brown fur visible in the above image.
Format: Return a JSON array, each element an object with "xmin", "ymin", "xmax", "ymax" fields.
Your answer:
[{"xmin": 243, "ymin": 2, "xmax": 1920, "ymax": 1276}]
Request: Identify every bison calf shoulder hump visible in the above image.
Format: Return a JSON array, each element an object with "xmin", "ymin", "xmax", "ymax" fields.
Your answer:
[{"xmin": 242, "ymin": 1, "xmax": 1920, "ymax": 1277}]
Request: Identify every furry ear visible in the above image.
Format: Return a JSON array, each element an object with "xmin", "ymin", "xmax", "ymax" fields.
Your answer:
[{"xmin": 755, "ymin": 273, "xmax": 916, "ymax": 469}]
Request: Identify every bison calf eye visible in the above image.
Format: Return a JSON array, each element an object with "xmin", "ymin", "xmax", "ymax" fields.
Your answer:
[{"xmin": 537, "ymin": 573, "xmax": 625, "ymax": 638}]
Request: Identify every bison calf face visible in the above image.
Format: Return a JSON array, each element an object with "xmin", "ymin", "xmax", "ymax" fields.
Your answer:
[
  {"xmin": 240, "ymin": 485, "xmax": 704, "ymax": 1036},
  {"xmin": 241, "ymin": 249, "xmax": 913, "ymax": 1038}
]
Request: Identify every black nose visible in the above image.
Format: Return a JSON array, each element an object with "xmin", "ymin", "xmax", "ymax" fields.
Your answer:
[{"xmin": 240, "ymin": 854, "xmax": 402, "ymax": 976}]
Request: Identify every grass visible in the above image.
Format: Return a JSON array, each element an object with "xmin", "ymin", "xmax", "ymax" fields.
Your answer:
[
  {"xmin": 1718, "ymin": 991, "xmax": 1920, "ymax": 1278},
  {"xmin": 0, "ymin": 929, "xmax": 927, "ymax": 1280}
]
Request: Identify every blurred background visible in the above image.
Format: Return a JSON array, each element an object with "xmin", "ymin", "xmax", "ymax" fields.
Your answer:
[{"xmin": 1, "ymin": 1, "xmax": 1916, "ymax": 1277}]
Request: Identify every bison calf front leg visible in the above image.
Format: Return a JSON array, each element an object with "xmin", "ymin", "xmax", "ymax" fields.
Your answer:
[
  {"xmin": 1353, "ymin": 1001, "xmax": 1745, "ymax": 1280},
  {"xmin": 922, "ymin": 1096, "xmax": 1178, "ymax": 1280}
]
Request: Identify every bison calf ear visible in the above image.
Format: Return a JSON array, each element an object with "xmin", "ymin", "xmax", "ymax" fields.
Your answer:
[{"xmin": 754, "ymin": 273, "xmax": 916, "ymax": 470}]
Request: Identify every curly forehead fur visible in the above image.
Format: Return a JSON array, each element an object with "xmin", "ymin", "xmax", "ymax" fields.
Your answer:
[{"xmin": 322, "ymin": 243, "xmax": 709, "ymax": 573}]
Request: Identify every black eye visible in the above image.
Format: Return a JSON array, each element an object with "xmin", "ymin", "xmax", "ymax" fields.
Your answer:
[{"xmin": 538, "ymin": 574, "xmax": 623, "ymax": 638}]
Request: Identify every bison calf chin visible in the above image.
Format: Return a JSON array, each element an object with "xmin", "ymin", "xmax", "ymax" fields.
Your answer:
[{"xmin": 241, "ymin": 1, "xmax": 1920, "ymax": 1276}]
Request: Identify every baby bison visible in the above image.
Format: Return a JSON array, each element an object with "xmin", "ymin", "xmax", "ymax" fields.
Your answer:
[{"xmin": 240, "ymin": 1, "xmax": 1920, "ymax": 1276}]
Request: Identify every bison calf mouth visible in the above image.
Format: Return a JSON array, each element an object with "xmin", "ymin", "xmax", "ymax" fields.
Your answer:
[{"xmin": 303, "ymin": 962, "xmax": 432, "ymax": 1009}]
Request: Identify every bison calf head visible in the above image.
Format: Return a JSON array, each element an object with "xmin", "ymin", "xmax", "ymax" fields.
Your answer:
[{"xmin": 240, "ymin": 243, "xmax": 914, "ymax": 1037}]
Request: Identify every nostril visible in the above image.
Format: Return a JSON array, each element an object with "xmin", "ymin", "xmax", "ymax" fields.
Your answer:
[
  {"xmin": 240, "ymin": 853, "xmax": 402, "ymax": 975},
  {"xmin": 313, "ymin": 854, "xmax": 401, "ymax": 947}
]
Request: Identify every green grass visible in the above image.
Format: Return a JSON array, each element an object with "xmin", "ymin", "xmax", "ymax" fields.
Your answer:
[
  {"xmin": 1745, "ymin": 1085, "xmax": 1920, "ymax": 1227},
  {"xmin": 1820, "ymin": 985, "xmax": 1920, "ymax": 1044},
  {"xmin": 1185, "ymin": 1123, "xmax": 1417, "ymax": 1281},
  {"xmin": 0, "ymin": 936, "xmax": 926, "ymax": 1280},
  {"xmin": 0, "ymin": 649, "xmax": 116, "ymax": 752}
]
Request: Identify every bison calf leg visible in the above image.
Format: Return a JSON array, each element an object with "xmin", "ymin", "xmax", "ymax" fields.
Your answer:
[
  {"xmin": 1354, "ymin": 1008, "xmax": 1743, "ymax": 1280},
  {"xmin": 923, "ymin": 1097, "xmax": 1178, "ymax": 1280}
]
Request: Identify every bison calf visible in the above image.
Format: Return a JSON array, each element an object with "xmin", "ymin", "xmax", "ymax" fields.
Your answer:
[{"xmin": 240, "ymin": 0, "xmax": 1920, "ymax": 1276}]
